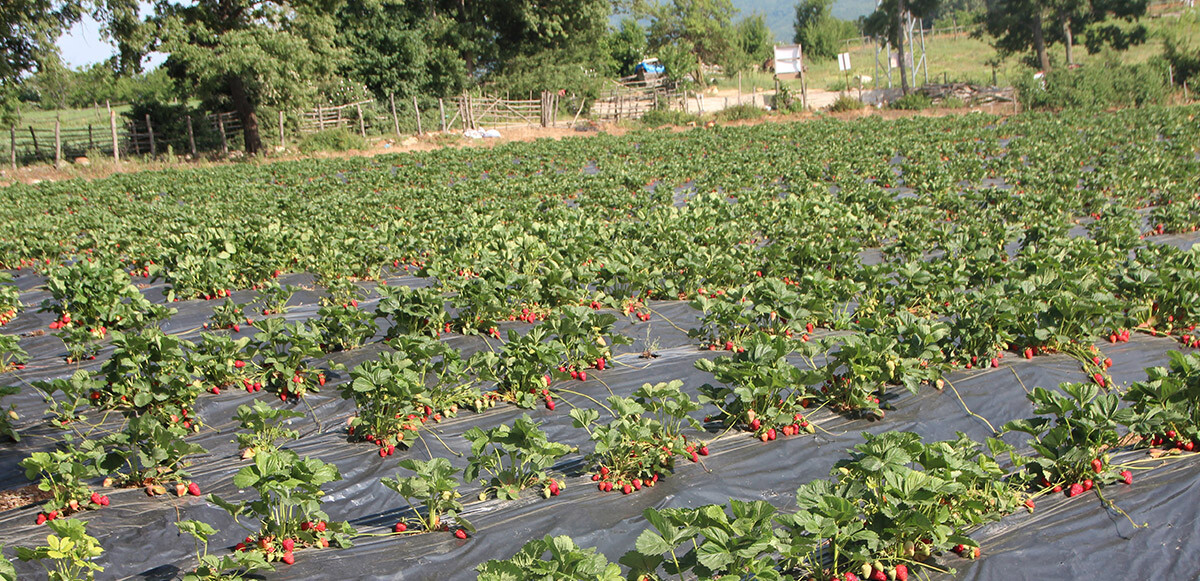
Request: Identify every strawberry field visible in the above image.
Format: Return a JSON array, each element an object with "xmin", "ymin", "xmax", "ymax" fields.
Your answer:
[{"xmin": 1, "ymin": 106, "xmax": 1199, "ymax": 581}]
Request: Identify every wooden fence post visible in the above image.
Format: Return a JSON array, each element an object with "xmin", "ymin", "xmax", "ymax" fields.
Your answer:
[
  {"xmin": 110, "ymin": 110, "xmax": 120, "ymax": 162},
  {"xmin": 9, "ymin": 127, "xmax": 15, "ymax": 170},
  {"xmin": 145, "ymin": 113, "xmax": 156, "ymax": 157},
  {"xmin": 130, "ymin": 118, "xmax": 139, "ymax": 154},
  {"xmin": 356, "ymin": 104, "xmax": 366, "ymax": 138},
  {"xmin": 439, "ymin": 98, "xmax": 446, "ymax": 132},
  {"xmin": 218, "ymin": 114, "xmax": 229, "ymax": 156},
  {"xmin": 54, "ymin": 120, "xmax": 62, "ymax": 168},
  {"xmin": 316, "ymin": 105, "xmax": 324, "ymax": 131},
  {"xmin": 186, "ymin": 115, "xmax": 197, "ymax": 156},
  {"xmin": 88, "ymin": 124, "xmax": 94, "ymax": 151},
  {"xmin": 389, "ymin": 94, "xmax": 400, "ymax": 136},
  {"xmin": 28, "ymin": 126, "xmax": 39, "ymax": 160},
  {"xmin": 738, "ymin": 71, "xmax": 742, "ymax": 105},
  {"xmin": 412, "ymin": 95, "xmax": 423, "ymax": 136},
  {"xmin": 278, "ymin": 110, "xmax": 285, "ymax": 150}
]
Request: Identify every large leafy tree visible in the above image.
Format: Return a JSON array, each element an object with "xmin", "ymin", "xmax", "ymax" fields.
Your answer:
[
  {"xmin": 794, "ymin": 0, "xmax": 857, "ymax": 60},
  {"xmin": 646, "ymin": 0, "xmax": 739, "ymax": 69},
  {"xmin": 153, "ymin": 0, "xmax": 345, "ymax": 155},
  {"xmin": 334, "ymin": 0, "xmax": 468, "ymax": 99},
  {"xmin": 982, "ymin": 0, "xmax": 1147, "ymax": 72}
]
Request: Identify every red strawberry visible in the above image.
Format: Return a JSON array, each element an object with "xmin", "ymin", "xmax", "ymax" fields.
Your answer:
[
  {"xmin": 90, "ymin": 492, "xmax": 102, "ymax": 505},
  {"xmin": 315, "ymin": 521, "xmax": 327, "ymax": 532},
  {"xmin": 235, "ymin": 542, "xmax": 246, "ymax": 551},
  {"xmin": 806, "ymin": 322, "xmax": 815, "ymax": 333},
  {"xmin": 1093, "ymin": 356, "xmax": 1101, "ymax": 366},
  {"xmin": 36, "ymin": 513, "xmax": 46, "ymax": 525},
  {"xmin": 1091, "ymin": 458, "xmax": 1103, "ymax": 473},
  {"xmin": 1103, "ymin": 358, "xmax": 1112, "ymax": 368},
  {"xmin": 454, "ymin": 529, "xmax": 468, "ymax": 539},
  {"xmin": 99, "ymin": 495, "xmax": 109, "ymax": 506},
  {"xmin": 1024, "ymin": 347, "xmax": 1033, "ymax": 359},
  {"xmin": 1082, "ymin": 479, "xmax": 1093, "ymax": 491},
  {"xmin": 870, "ymin": 569, "xmax": 887, "ymax": 581},
  {"xmin": 1093, "ymin": 373, "xmax": 1105, "ymax": 387},
  {"xmin": 578, "ymin": 371, "xmax": 587, "ymax": 381},
  {"xmin": 698, "ymin": 445, "xmax": 709, "ymax": 456},
  {"xmin": 301, "ymin": 521, "xmax": 312, "ymax": 531},
  {"xmin": 724, "ymin": 340, "xmax": 734, "ymax": 351},
  {"xmin": 281, "ymin": 551, "xmax": 295, "ymax": 565},
  {"xmin": 991, "ymin": 357, "xmax": 999, "ymax": 368},
  {"xmin": 749, "ymin": 418, "xmax": 761, "ymax": 431},
  {"xmin": 549, "ymin": 480, "xmax": 560, "ymax": 496},
  {"xmin": 1121, "ymin": 470, "xmax": 1133, "ymax": 485},
  {"xmin": 1067, "ymin": 483, "xmax": 1084, "ymax": 497},
  {"xmin": 1025, "ymin": 498, "xmax": 1036, "ymax": 510},
  {"xmin": 394, "ymin": 522, "xmax": 407, "ymax": 533},
  {"xmin": 596, "ymin": 358, "xmax": 606, "ymax": 370},
  {"xmin": 282, "ymin": 538, "xmax": 295, "ymax": 552},
  {"xmin": 895, "ymin": 564, "xmax": 908, "ymax": 581},
  {"xmin": 545, "ymin": 398, "xmax": 556, "ymax": 411},
  {"xmin": 1166, "ymin": 430, "xmax": 1177, "ymax": 439}
]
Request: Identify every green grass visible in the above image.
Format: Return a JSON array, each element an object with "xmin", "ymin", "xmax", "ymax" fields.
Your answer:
[{"xmin": 8, "ymin": 103, "xmax": 133, "ymax": 130}]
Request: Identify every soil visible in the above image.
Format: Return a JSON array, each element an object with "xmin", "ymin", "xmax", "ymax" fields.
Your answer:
[{"xmin": 0, "ymin": 482, "xmax": 53, "ymax": 512}]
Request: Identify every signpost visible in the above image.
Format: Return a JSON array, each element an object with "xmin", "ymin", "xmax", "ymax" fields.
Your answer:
[
  {"xmin": 773, "ymin": 44, "xmax": 808, "ymax": 110},
  {"xmin": 838, "ymin": 52, "xmax": 852, "ymax": 95}
]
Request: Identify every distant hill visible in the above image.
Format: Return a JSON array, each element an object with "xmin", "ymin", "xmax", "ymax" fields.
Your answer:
[{"xmin": 732, "ymin": 0, "xmax": 877, "ymax": 42}]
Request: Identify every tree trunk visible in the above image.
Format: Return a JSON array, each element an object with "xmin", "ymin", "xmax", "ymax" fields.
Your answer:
[
  {"xmin": 896, "ymin": 0, "xmax": 910, "ymax": 95},
  {"xmin": 1033, "ymin": 10, "xmax": 1050, "ymax": 72},
  {"xmin": 1063, "ymin": 20, "xmax": 1074, "ymax": 66},
  {"xmin": 229, "ymin": 75, "xmax": 262, "ymax": 155}
]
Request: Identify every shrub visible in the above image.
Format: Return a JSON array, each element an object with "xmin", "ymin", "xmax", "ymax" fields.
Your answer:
[
  {"xmin": 639, "ymin": 108, "xmax": 698, "ymax": 127},
  {"xmin": 716, "ymin": 103, "xmax": 766, "ymax": 122},
  {"xmin": 826, "ymin": 94, "xmax": 864, "ymax": 113},
  {"xmin": 298, "ymin": 129, "xmax": 367, "ymax": 154},
  {"xmin": 889, "ymin": 92, "xmax": 933, "ymax": 110},
  {"xmin": 1015, "ymin": 58, "xmax": 1169, "ymax": 110},
  {"xmin": 941, "ymin": 96, "xmax": 967, "ymax": 108}
]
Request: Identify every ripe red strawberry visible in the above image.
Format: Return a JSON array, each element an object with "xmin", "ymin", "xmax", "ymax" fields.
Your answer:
[
  {"xmin": 1121, "ymin": 470, "xmax": 1133, "ymax": 485},
  {"xmin": 1103, "ymin": 357, "xmax": 1112, "ymax": 368},
  {"xmin": 1024, "ymin": 347, "xmax": 1033, "ymax": 359},
  {"xmin": 806, "ymin": 322, "xmax": 815, "ymax": 333},
  {"xmin": 549, "ymin": 480, "xmax": 560, "ymax": 496},
  {"xmin": 990, "ymin": 357, "xmax": 999, "ymax": 368},
  {"xmin": 282, "ymin": 538, "xmax": 295, "ymax": 552},
  {"xmin": 545, "ymin": 398, "xmax": 556, "ymax": 411},
  {"xmin": 698, "ymin": 445, "xmax": 709, "ymax": 456},
  {"xmin": 578, "ymin": 371, "xmax": 587, "ymax": 381},
  {"xmin": 90, "ymin": 492, "xmax": 102, "ymax": 505},
  {"xmin": 281, "ymin": 551, "xmax": 295, "ymax": 565},
  {"xmin": 1053, "ymin": 484, "xmax": 1062, "ymax": 492},
  {"xmin": 843, "ymin": 573, "xmax": 859, "ymax": 581},
  {"xmin": 1091, "ymin": 458, "xmax": 1103, "ymax": 473},
  {"xmin": 1082, "ymin": 479, "xmax": 1093, "ymax": 491},
  {"xmin": 1067, "ymin": 482, "xmax": 1084, "ymax": 497},
  {"xmin": 895, "ymin": 564, "xmax": 908, "ymax": 581},
  {"xmin": 767, "ymin": 427, "xmax": 777, "ymax": 440},
  {"xmin": 454, "ymin": 529, "xmax": 468, "ymax": 539},
  {"xmin": 394, "ymin": 522, "xmax": 407, "ymax": 533},
  {"xmin": 1093, "ymin": 373, "xmax": 1105, "ymax": 387},
  {"xmin": 99, "ymin": 495, "xmax": 109, "ymax": 506},
  {"xmin": 36, "ymin": 513, "xmax": 46, "ymax": 525},
  {"xmin": 235, "ymin": 542, "xmax": 246, "ymax": 551},
  {"xmin": 570, "ymin": 370, "xmax": 579, "ymax": 380},
  {"xmin": 870, "ymin": 568, "xmax": 887, "ymax": 581},
  {"xmin": 1093, "ymin": 356, "xmax": 1101, "ymax": 366},
  {"xmin": 188, "ymin": 482, "xmax": 201, "ymax": 496},
  {"xmin": 301, "ymin": 521, "xmax": 312, "ymax": 531},
  {"xmin": 315, "ymin": 521, "xmax": 327, "ymax": 532},
  {"xmin": 596, "ymin": 358, "xmax": 606, "ymax": 370},
  {"xmin": 232, "ymin": 323, "xmax": 240, "ymax": 332},
  {"xmin": 1166, "ymin": 429, "xmax": 1177, "ymax": 439},
  {"xmin": 1025, "ymin": 498, "xmax": 1035, "ymax": 510},
  {"xmin": 749, "ymin": 418, "xmax": 761, "ymax": 431}
]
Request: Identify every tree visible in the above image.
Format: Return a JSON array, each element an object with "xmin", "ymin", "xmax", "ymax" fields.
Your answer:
[
  {"xmin": 982, "ymin": 0, "xmax": 1147, "ymax": 72},
  {"xmin": 154, "ymin": 0, "xmax": 346, "ymax": 155},
  {"xmin": 794, "ymin": 0, "xmax": 857, "ymax": 60},
  {"xmin": 647, "ymin": 0, "xmax": 739, "ymax": 71},
  {"xmin": 334, "ymin": 0, "xmax": 467, "ymax": 99},
  {"xmin": 863, "ymin": 0, "xmax": 938, "ymax": 94},
  {"xmin": 733, "ymin": 14, "xmax": 774, "ymax": 72},
  {"xmin": 607, "ymin": 18, "xmax": 649, "ymax": 77}
]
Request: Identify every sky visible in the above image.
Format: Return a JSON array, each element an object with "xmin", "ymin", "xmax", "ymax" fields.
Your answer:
[{"xmin": 56, "ymin": 6, "xmax": 167, "ymax": 71}]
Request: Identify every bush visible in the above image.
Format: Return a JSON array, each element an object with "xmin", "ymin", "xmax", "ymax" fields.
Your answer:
[
  {"xmin": 639, "ymin": 108, "xmax": 698, "ymax": 127},
  {"xmin": 716, "ymin": 104, "xmax": 766, "ymax": 122},
  {"xmin": 826, "ymin": 94, "xmax": 864, "ymax": 112},
  {"xmin": 889, "ymin": 93, "xmax": 933, "ymax": 110},
  {"xmin": 1015, "ymin": 58, "xmax": 1169, "ymax": 110},
  {"xmin": 298, "ymin": 129, "xmax": 368, "ymax": 153},
  {"xmin": 941, "ymin": 96, "xmax": 967, "ymax": 108}
]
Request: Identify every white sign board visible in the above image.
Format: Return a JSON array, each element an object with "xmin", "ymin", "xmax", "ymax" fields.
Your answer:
[
  {"xmin": 838, "ymin": 53, "xmax": 852, "ymax": 71},
  {"xmin": 773, "ymin": 44, "xmax": 803, "ymax": 75}
]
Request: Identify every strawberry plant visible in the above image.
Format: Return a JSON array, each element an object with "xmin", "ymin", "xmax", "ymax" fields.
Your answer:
[
  {"xmin": 191, "ymin": 333, "xmax": 255, "ymax": 394},
  {"xmin": 697, "ymin": 333, "xmax": 822, "ymax": 439},
  {"xmin": 621, "ymin": 501, "xmax": 784, "ymax": 581},
  {"xmin": 1117, "ymin": 350, "xmax": 1200, "ymax": 450},
  {"xmin": 250, "ymin": 317, "xmax": 338, "ymax": 400},
  {"xmin": 20, "ymin": 439, "xmax": 107, "ymax": 519},
  {"xmin": 475, "ymin": 327, "xmax": 562, "ymax": 408},
  {"xmin": 570, "ymin": 380, "xmax": 702, "ymax": 494},
  {"xmin": 255, "ymin": 281, "xmax": 298, "ymax": 316},
  {"xmin": 0, "ymin": 385, "xmax": 18, "ymax": 441},
  {"xmin": 177, "ymin": 519, "xmax": 274, "ymax": 581},
  {"xmin": 207, "ymin": 298, "xmax": 250, "ymax": 331},
  {"xmin": 39, "ymin": 259, "xmax": 172, "ymax": 335},
  {"xmin": 540, "ymin": 306, "xmax": 631, "ymax": 371},
  {"xmin": 374, "ymin": 284, "xmax": 448, "ymax": 339},
  {"xmin": 0, "ymin": 335, "xmax": 27, "ymax": 373},
  {"xmin": 0, "ymin": 272, "xmax": 20, "ymax": 327},
  {"xmin": 312, "ymin": 302, "xmax": 377, "ymax": 352},
  {"xmin": 209, "ymin": 448, "xmax": 355, "ymax": 564},
  {"xmin": 234, "ymin": 401, "xmax": 304, "ymax": 459},
  {"xmin": 1003, "ymin": 382, "xmax": 1125, "ymax": 494},
  {"xmin": 15, "ymin": 518, "xmax": 104, "ymax": 581},
  {"xmin": 477, "ymin": 535, "xmax": 622, "ymax": 581},
  {"xmin": 155, "ymin": 230, "xmax": 240, "ymax": 300},
  {"xmin": 342, "ymin": 335, "xmax": 482, "ymax": 453},
  {"xmin": 464, "ymin": 414, "xmax": 574, "ymax": 500},
  {"xmin": 381, "ymin": 457, "xmax": 472, "ymax": 533},
  {"xmin": 689, "ymin": 278, "xmax": 812, "ymax": 348}
]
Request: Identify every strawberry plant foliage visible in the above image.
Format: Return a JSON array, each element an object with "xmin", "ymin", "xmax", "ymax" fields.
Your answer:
[
  {"xmin": 477, "ymin": 535, "xmax": 622, "ymax": 581},
  {"xmin": 177, "ymin": 519, "xmax": 273, "ymax": 581},
  {"xmin": 374, "ymin": 284, "xmax": 448, "ymax": 339},
  {"xmin": 15, "ymin": 518, "xmax": 104, "ymax": 581},
  {"xmin": 234, "ymin": 401, "xmax": 303, "ymax": 458},
  {"xmin": 697, "ymin": 333, "xmax": 822, "ymax": 438},
  {"xmin": 1003, "ymin": 382, "xmax": 1124, "ymax": 489},
  {"xmin": 381, "ymin": 457, "xmax": 472, "ymax": 533},
  {"xmin": 1119, "ymin": 351, "xmax": 1200, "ymax": 447},
  {"xmin": 464, "ymin": 414, "xmax": 574, "ymax": 500}
]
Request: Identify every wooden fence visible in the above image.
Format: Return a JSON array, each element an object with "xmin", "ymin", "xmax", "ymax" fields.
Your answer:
[{"xmin": 592, "ymin": 79, "xmax": 684, "ymax": 122}]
